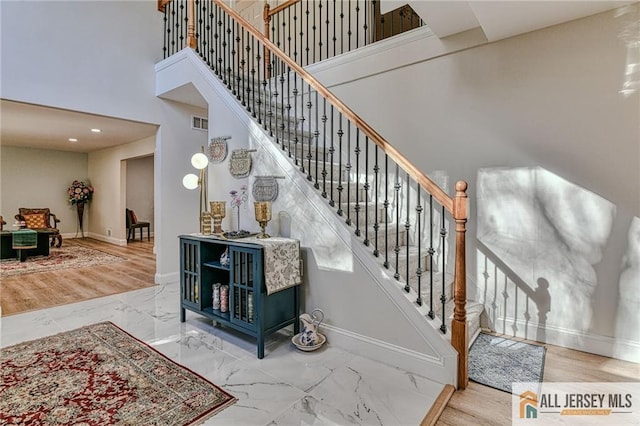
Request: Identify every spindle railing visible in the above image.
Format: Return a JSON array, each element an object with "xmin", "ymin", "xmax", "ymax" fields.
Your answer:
[
  {"xmin": 263, "ymin": 0, "xmax": 424, "ymax": 69},
  {"xmin": 159, "ymin": 0, "xmax": 468, "ymax": 390}
]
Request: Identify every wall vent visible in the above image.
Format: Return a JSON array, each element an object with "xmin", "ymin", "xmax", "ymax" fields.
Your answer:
[{"xmin": 191, "ymin": 116, "xmax": 208, "ymax": 131}]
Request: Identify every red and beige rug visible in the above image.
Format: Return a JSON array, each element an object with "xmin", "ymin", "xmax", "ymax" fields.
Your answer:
[
  {"xmin": 0, "ymin": 322, "xmax": 236, "ymax": 425},
  {"xmin": 0, "ymin": 245, "xmax": 124, "ymax": 278}
]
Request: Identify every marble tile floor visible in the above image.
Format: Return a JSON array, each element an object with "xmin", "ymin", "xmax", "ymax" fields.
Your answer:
[{"xmin": 0, "ymin": 282, "xmax": 445, "ymax": 425}]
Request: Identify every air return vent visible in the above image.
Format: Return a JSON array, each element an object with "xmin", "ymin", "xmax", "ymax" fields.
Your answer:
[{"xmin": 191, "ymin": 116, "xmax": 208, "ymax": 131}]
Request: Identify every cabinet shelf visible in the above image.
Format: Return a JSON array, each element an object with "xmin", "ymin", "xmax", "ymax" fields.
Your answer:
[
  {"xmin": 203, "ymin": 260, "xmax": 229, "ymax": 270},
  {"xmin": 179, "ymin": 234, "xmax": 301, "ymax": 358}
]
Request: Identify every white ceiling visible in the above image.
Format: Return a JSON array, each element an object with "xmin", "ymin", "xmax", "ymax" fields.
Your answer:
[
  {"xmin": 409, "ymin": 1, "xmax": 636, "ymax": 41},
  {"xmin": 0, "ymin": 100, "xmax": 158, "ymax": 153}
]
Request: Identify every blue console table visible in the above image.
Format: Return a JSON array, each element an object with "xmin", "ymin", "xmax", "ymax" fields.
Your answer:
[{"xmin": 179, "ymin": 234, "xmax": 301, "ymax": 358}]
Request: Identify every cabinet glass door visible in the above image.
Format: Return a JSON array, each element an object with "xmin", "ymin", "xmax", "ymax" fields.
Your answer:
[
  {"xmin": 230, "ymin": 247, "xmax": 258, "ymax": 331},
  {"xmin": 180, "ymin": 240, "xmax": 200, "ymax": 309}
]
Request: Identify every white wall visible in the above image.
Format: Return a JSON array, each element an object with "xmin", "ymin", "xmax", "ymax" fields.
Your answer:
[
  {"xmin": 88, "ymin": 136, "xmax": 155, "ymax": 244},
  {"xmin": 126, "ymin": 155, "xmax": 155, "ymax": 234},
  {"xmin": 0, "ymin": 146, "xmax": 88, "ymax": 235},
  {"xmin": 311, "ymin": 8, "xmax": 640, "ymax": 361}
]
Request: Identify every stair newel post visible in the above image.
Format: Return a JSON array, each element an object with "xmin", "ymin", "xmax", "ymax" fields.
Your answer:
[
  {"xmin": 263, "ymin": 3, "xmax": 272, "ymax": 79},
  {"xmin": 451, "ymin": 180, "xmax": 468, "ymax": 390},
  {"xmin": 187, "ymin": 0, "xmax": 196, "ymax": 48}
]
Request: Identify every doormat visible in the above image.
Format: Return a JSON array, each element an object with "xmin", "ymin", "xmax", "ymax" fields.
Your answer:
[
  {"xmin": 0, "ymin": 245, "xmax": 124, "ymax": 278},
  {"xmin": 0, "ymin": 322, "xmax": 236, "ymax": 425},
  {"xmin": 468, "ymin": 332, "xmax": 546, "ymax": 393}
]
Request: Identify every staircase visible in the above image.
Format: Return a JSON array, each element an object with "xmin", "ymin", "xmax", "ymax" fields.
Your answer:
[{"xmin": 159, "ymin": 0, "xmax": 481, "ymax": 389}]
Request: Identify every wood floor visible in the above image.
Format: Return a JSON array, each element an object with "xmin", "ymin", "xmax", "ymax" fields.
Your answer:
[
  {"xmin": 1, "ymin": 238, "xmax": 155, "ymax": 316},
  {"xmin": 436, "ymin": 334, "xmax": 640, "ymax": 425}
]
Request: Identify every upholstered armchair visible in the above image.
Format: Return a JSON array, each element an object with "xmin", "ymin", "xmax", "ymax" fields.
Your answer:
[{"xmin": 15, "ymin": 208, "xmax": 62, "ymax": 247}]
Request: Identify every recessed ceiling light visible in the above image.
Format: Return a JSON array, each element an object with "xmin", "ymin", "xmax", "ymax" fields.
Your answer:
[
  {"xmin": 68, "ymin": 138, "xmax": 78, "ymax": 142},
  {"xmin": 91, "ymin": 128, "xmax": 101, "ymax": 133}
]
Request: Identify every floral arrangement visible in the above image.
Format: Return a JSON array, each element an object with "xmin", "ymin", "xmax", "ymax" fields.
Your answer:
[{"xmin": 67, "ymin": 180, "xmax": 95, "ymax": 205}]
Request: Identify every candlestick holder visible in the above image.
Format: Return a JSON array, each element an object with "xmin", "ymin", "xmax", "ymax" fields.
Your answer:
[
  {"xmin": 254, "ymin": 201, "xmax": 272, "ymax": 239},
  {"xmin": 210, "ymin": 201, "xmax": 226, "ymax": 234}
]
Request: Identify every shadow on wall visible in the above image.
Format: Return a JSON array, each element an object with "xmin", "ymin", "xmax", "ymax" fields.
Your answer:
[
  {"xmin": 615, "ymin": 216, "xmax": 640, "ymax": 360},
  {"xmin": 476, "ymin": 166, "xmax": 616, "ymax": 340},
  {"xmin": 478, "ymin": 240, "xmax": 550, "ymax": 343}
]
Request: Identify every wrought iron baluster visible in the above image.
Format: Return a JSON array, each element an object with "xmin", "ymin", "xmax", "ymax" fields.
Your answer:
[
  {"xmin": 313, "ymin": 91, "xmax": 320, "ymax": 187},
  {"xmin": 416, "ymin": 186, "xmax": 423, "ymax": 306},
  {"xmin": 216, "ymin": 8, "xmax": 222, "ymax": 78},
  {"xmin": 329, "ymin": 106, "xmax": 335, "ymax": 207},
  {"xmin": 321, "ymin": 98, "xmax": 328, "ymax": 197},
  {"xmin": 428, "ymin": 195, "xmax": 435, "ymax": 319},
  {"xmin": 336, "ymin": 115, "xmax": 344, "ymax": 216},
  {"xmin": 332, "ymin": 0, "xmax": 336, "ymax": 57},
  {"xmin": 383, "ymin": 154, "xmax": 389, "ymax": 268},
  {"xmin": 312, "ymin": 1, "xmax": 317, "ymax": 64},
  {"xmin": 318, "ymin": 1, "xmax": 323, "ymax": 61},
  {"xmin": 440, "ymin": 205, "xmax": 447, "ymax": 333},
  {"xmin": 293, "ymin": 74, "xmax": 299, "ymax": 164},
  {"xmin": 240, "ymin": 28, "xmax": 246, "ymax": 106},
  {"xmin": 231, "ymin": 22, "xmax": 237, "ymax": 96},
  {"xmin": 393, "ymin": 164, "xmax": 400, "ymax": 279},
  {"xmin": 299, "ymin": 80, "xmax": 307, "ymax": 173},
  {"xmin": 355, "ymin": 0, "xmax": 360, "ymax": 48},
  {"xmin": 178, "ymin": 0, "xmax": 184, "ymax": 50},
  {"xmin": 373, "ymin": 144, "xmax": 379, "ymax": 256},
  {"xmin": 404, "ymin": 172, "xmax": 411, "ymax": 292},
  {"xmin": 354, "ymin": 130, "xmax": 362, "ymax": 237},
  {"xmin": 256, "ymin": 39, "xmax": 262, "ymax": 123},
  {"xmin": 348, "ymin": 0, "xmax": 352, "ymax": 52},
  {"xmin": 326, "ymin": 0, "xmax": 330, "ymax": 59},
  {"xmin": 305, "ymin": 84, "xmax": 313, "ymax": 180},
  {"xmin": 345, "ymin": 122, "xmax": 352, "ymax": 225},
  {"xmin": 340, "ymin": 0, "xmax": 344, "ymax": 54},
  {"xmin": 286, "ymin": 69, "xmax": 291, "ymax": 156},
  {"xmin": 163, "ymin": 6, "xmax": 168, "ymax": 58},
  {"xmin": 279, "ymin": 69, "xmax": 286, "ymax": 149},
  {"xmin": 305, "ymin": 1, "xmax": 310, "ymax": 67}
]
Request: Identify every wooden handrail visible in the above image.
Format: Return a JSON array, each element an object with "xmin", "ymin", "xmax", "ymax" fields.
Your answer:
[
  {"xmin": 215, "ymin": 0, "xmax": 454, "ymax": 213},
  {"xmin": 266, "ymin": 0, "xmax": 300, "ymax": 18}
]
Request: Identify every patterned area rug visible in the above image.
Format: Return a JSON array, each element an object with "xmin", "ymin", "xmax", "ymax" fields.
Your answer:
[
  {"xmin": 0, "ymin": 245, "xmax": 124, "ymax": 277},
  {"xmin": 468, "ymin": 332, "xmax": 546, "ymax": 393},
  {"xmin": 0, "ymin": 322, "xmax": 236, "ymax": 425}
]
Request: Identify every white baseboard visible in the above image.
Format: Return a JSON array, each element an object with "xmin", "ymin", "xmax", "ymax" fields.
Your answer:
[
  {"xmin": 155, "ymin": 272, "xmax": 179, "ymax": 285},
  {"xmin": 84, "ymin": 232, "xmax": 127, "ymax": 246},
  {"xmin": 491, "ymin": 316, "xmax": 640, "ymax": 364},
  {"xmin": 321, "ymin": 323, "xmax": 457, "ymax": 386}
]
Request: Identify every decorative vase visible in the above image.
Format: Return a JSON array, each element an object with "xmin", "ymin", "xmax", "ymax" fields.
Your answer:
[{"xmin": 76, "ymin": 202, "xmax": 85, "ymax": 238}]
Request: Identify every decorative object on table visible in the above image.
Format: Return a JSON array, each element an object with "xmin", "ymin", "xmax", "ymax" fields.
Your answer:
[
  {"xmin": 229, "ymin": 185, "xmax": 248, "ymax": 232},
  {"xmin": 229, "ymin": 148, "xmax": 256, "ymax": 178},
  {"xmin": 292, "ymin": 308, "xmax": 326, "ymax": 351},
  {"xmin": 252, "ymin": 175, "xmax": 284, "ymax": 202},
  {"xmin": 219, "ymin": 248, "xmax": 230, "ymax": 267},
  {"xmin": 254, "ymin": 201, "xmax": 272, "ymax": 239},
  {"xmin": 219, "ymin": 284, "xmax": 229, "ymax": 313},
  {"xmin": 0, "ymin": 322, "xmax": 236, "ymax": 424},
  {"xmin": 182, "ymin": 147, "xmax": 209, "ymax": 234},
  {"xmin": 201, "ymin": 213, "xmax": 212, "ymax": 235},
  {"xmin": 222, "ymin": 230, "xmax": 255, "ymax": 239},
  {"xmin": 210, "ymin": 201, "xmax": 226, "ymax": 234},
  {"xmin": 67, "ymin": 180, "xmax": 94, "ymax": 238},
  {"xmin": 278, "ymin": 211, "xmax": 291, "ymax": 238},
  {"xmin": 468, "ymin": 332, "xmax": 547, "ymax": 393},
  {"xmin": 208, "ymin": 135, "xmax": 231, "ymax": 163},
  {"xmin": 212, "ymin": 283, "xmax": 221, "ymax": 310}
]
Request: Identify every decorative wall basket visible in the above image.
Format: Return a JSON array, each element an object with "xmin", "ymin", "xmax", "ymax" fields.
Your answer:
[
  {"xmin": 252, "ymin": 176, "xmax": 285, "ymax": 202},
  {"xmin": 229, "ymin": 149, "xmax": 256, "ymax": 178},
  {"xmin": 208, "ymin": 136, "xmax": 231, "ymax": 163}
]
